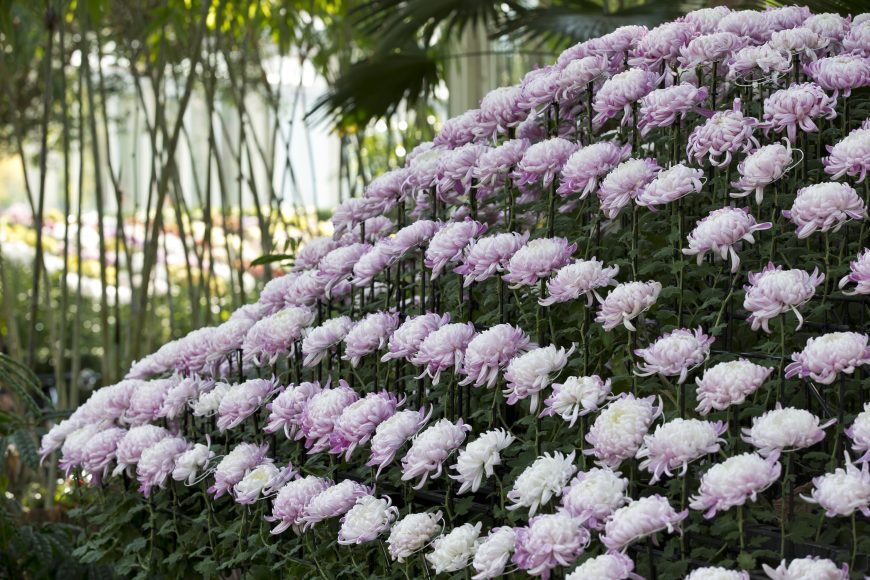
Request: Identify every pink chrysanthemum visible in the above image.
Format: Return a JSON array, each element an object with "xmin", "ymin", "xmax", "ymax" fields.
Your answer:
[
  {"xmin": 686, "ymin": 100, "xmax": 760, "ymax": 167},
  {"xmin": 300, "ymin": 381, "xmax": 360, "ymax": 454},
  {"xmin": 266, "ymin": 475, "xmax": 332, "ymax": 535},
  {"xmin": 540, "ymin": 258, "xmax": 619, "ymax": 307},
  {"xmin": 401, "ymin": 418, "xmax": 470, "ymax": 489},
  {"xmin": 558, "ymin": 142, "xmax": 632, "ymax": 199},
  {"xmin": 695, "ymin": 359, "xmax": 774, "ymax": 415},
  {"xmin": 411, "ymin": 322, "xmax": 477, "ymax": 385},
  {"xmin": 635, "ymin": 327, "xmax": 713, "ymax": 384},
  {"xmin": 595, "ymin": 281, "xmax": 661, "ymax": 332},
  {"xmin": 455, "ymin": 232, "xmax": 530, "ymax": 286},
  {"xmin": 502, "ymin": 237, "xmax": 576, "ymax": 287},
  {"xmin": 592, "ymin": 69, "xmax": 658, "ymax": 129},
  {"xmin": 743, "ymin": 262, "xmax": 825, "ymax": 332},
  {"xmin": 368, "ymin": 407, "xmax": 432, "ymax": 476},
  {"xmin": 513, "ymin": 513, "xmax": 590, "ymax": 580},
  {"xmin": 839, "ymin": 249, "xmax": 870, "ymax": 295},
  {"xmin": 301, "ymin": 316, "xmax": 354, "ymax": 368},
  {"xmin": 601, "ymin": 495, "xmax": 687, "ymax": 551},
  {"xmin": 330, "ymin": 391, "xmax": 400, "ymax": 460},
  {"xmin": 638, "ymin": 84, "xmax": 709, "ymax": 137},
  {"xmin": 597, "ymin": 158, "xmax": 660, "ymax": 220},
  {"xmin": 382, "ymin": 313, "xmax": 451, "ymax": 363},
  {"xmin": 635, "ymin": 163, "xmax": 704, "ymax": 209},
  {"xmin": 762, "ymin": 82, "xmax": 837, "ymax": 144},
  {"xmin": 742, "ymin": 404, "xmax": 835, "ymax": 456},
  {"xmin": 560, "ymin": 467, "xmax": 629, "ymax": 529},
  {"xmin": 690, "ymin": 452, "xmax": 782, "ymax": 518},
  {"xmin": 504, "ymin": 345, "xmax": 574, "ymax": 413},
  {"xmin": 585, "ymin": 394, "xmax": 662, "ymax": 469},
  {"xmin": 785, "ymin": 332, "xmax": 870, "ymax": 385},
  {"xmin": 805, "ymin": 55, "xmax": 870, "ymax": 97},
  {"xmin": 541, "ymin": 375, "xmax": 612, "ymax": 427},
  {"xmin": 343, "ymin": 311, "xmax": 400, "ymax": 367},
  {"xmin": 636, "ymin": 418, "xmax": 727, "ymax": 483},
  {"xmin": 264, "ymin": 381, "xmax": 323, "ymax": 440},
  {"xmin": 683, "ymin": 207, "xmax": 772, "ymax": 273},
  {"xmin": 513, "ymin": 138, "xmax": 579, "ymax": 188},
  {"xmin": 731, "ymin": 141, "xmax": 795, "ymax": 204},
  {"xmin": 460, "ymin": 324, "xmax": 533, "ymax": 389},
  {"xmin": 824, "ymin": 123, "xmax": 870, "ymax": 182}
]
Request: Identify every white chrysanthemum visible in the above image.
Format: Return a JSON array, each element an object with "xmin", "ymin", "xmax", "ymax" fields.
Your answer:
[
  {"xmin": 233, "ymin": 463, "xmax": 285, "ymax": 504},
  {"xmin": 566, "ymin": 552, "xmax": 637, "ymax": 580},
  {"xmin": 472, "ymin": 526, "xmax": 516, "ymax": 580},
  {"xmin": 503, "ymin": 345, "xmax": 574, "ymax": 413},
  {"xmin": 686, "ymin": 567, "xmax": 750, "ymax": 580},
  {"xmin": 586, "ymin": 394, "xmax": 662, "ymax": 469},
  {"xmin": 338, "ymin": 495, "xmax": 399, "ymax": 545},
  {"xmin": 191, "ymin": 382, "xmax": 231, "ymax": 417},
  {"xmin": 172, "ymin": 443, "xmax": 214, "ymax": 485},
  {"xmin": 541, "ymin": 375, "xmax": 612, "ymax": 427},
  {"xmin": 801, "ymin": 454, "xmax": 870, "ymax": 517},
  {"xmin": 560, "ymin": 467, "xmax": 629, "ymax": 529},
  {"xmin": 762, "ymin": 556, "xmax": 848, "ymax": 580},
  {"xmin": 427, "ymin": 522, "xmax": 482, "ymax": 574},
  {"xmin": 451, "ymin": 429, "xmax": 515, "ymax": 494},
  {"xmin": 507, "ymin": 451, "xmax": 577, "ymax": 516},
  {"xmin": 636, "ymin": 418, "xmax": 726, "ymax": 483},
  {"xmin": 742, "ymin": 405, "xmax": 835, "ymax": 456},
  {"xmin": 387, "ymin": 511, "xmax": 443, "ymax": 562}
]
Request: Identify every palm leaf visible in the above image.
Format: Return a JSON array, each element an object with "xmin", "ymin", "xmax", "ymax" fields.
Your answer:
[
  {"xmin": 308, "ymin": 50, "xmax": 440, "ymax": 130},
  {"xmin": 497, "ymin": 0, "xmax": 706, "ymax": 49}
]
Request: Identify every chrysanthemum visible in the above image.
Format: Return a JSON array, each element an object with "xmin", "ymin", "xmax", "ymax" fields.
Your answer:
[
  {"xmin": 742, "ymin": 405, "xmax": 835, "ymax": 456},
  {"xmin": 513, "ymin": 513, "xmax": 590, "ymax": 579},
  {"xmin": 558, "ymin": 142, "xmax": 632, "ymax": 199},
  {"xmin": 846, "ymin": 403, "xmax": 870, "ymax": 463},
  {"xmin": 342, "ymin": 311, "xmax": 400, "ymax": 367},
  {"xmin": 585, "ymin": 394, "xmax": 662, "ymax": 469},
  {"xmin": 300, "ymin": 381, "xmax": 360, "ymax": 454},
  {"xmin": 338, "ymin": 495, "xmax": 399, "ymax": 545},
  {"xmin": 695, "ymin": 359, "xmax": 774, "ymax": 415},
  {"xmin": 559, "ymin": 467, "xmax": 629, "ymax": 529},
  {"xmin": 301, "ymin": 316, "xmax": 354, "ymax": 367},
  {"xmin": 401, "ymin": 418, "xmax": 470, "ymax": 489},
  {"xmin": 636, "ymin": 418, "xmax": 727, "ymax": 483},
  {"xmin": 411, "ymin": 322, "xmax": 477, "ymax": 385},
  {"xmin": 597, "ymin": 159, "xmax": 660, "ymax": 220},
  {"xmin": 595, "ymin": 281, "xmax": 661, "ymax": 331},
  {"xmin": 266, "ymin": 476, "xmax": 332, "ymax": 535},
  {"xmin": 541, "ymin": 375, "xmax": 612, "ymax": 427},
  {"xmin": 540, "ymin": 258, "xmax": 619, "ymax": 307},
  {"xmin": 762, "ymin": 557, "xmax": 849, "ymax": 580},
  {"xmin": 427, "ymin": 522, "xmax": 482, "ymax": 575},
  {"xmin": 782, "ymin": 182, "xmax": 867, "ymax": 238},
  {"xmin": 387, "ymin": 511, "xmax": 443, "ymax": 562},
  {"xmin": 686, "ymin": 100, "xmax": 760, "ymax": 167},
  {"xmin": 450, "ymin": 429, "xmax": 515, "ymax": 494},
  {"xmin": 264, "ymin": 381, "xmax": 322, "ymax": 439},
  {"xmin": 801, "ymin": 454, "xmax": 870, "ymax": 517},
  {"xmin": 460, "ymin": 324, "xmax": 533, "ymax": 389},
  {"xmin": 785, "ymin": 332, "xmax": 870, "ymax": 385},
  {"xmin": 368, "ymin": 407, "xmax": 432, "ymax": 476},
  {"xmin": 502, "ymin": 237, "xmax": 576, "ymax": 288},
  {"xmin": 425, "ymin": 220, "xmax": 488, "ymax": 279},
  {"xmin": 507, "ymin": 451, "xmax": 577, "ymax": 516},
  {"xmin": 455, "ymin": 232, "xmax": 530, "ymax": 286},
  {"xmin": 216, "ymin": 377, "xmax": 279, "ymax": 431},
  {"xmin": 743, "ymin": 262, "xmax": 824, "ymax": 332},
  {"xmin": 601, "ymin": 495, "xmax": 687, "ymax": 551},
  {"xmin": 472, "ymin": 527, "xmax": 516, "ymax": 580},
  {"xmin": 503, "ymin": 344, "xmax": 574, "ymax": 413},
  {"xmin": 329, "ymin": 391, "xmax": 400, "ymax": 460},
  {"xmin": 566, "ymin": 553, "xmax": 638, "ymax": 580},
  {"xmin": 635, "ymin": 164, "xmax": 704, "ymax": 209}
]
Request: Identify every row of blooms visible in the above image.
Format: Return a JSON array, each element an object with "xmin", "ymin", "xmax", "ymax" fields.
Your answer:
[{"xmin": 46, "ymin": 4, "xmax": 870, "ymax": 578}]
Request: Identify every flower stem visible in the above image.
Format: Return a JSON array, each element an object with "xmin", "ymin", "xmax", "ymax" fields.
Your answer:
[{"xmin": 780, "ymin": 452, "xmax": 792, "ymax": 559}]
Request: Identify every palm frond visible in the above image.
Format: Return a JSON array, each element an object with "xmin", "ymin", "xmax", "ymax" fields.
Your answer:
[
  {"xmin": 307, "ymin": 49, "xmax": 440, "ymax": 130},
  {"xmin": 497, "ymin": 0, "xmax": 706, "ymax": 49},
  {"xmin": 353, "ymin": 0, "xmax": 521, "ymax": 50}
]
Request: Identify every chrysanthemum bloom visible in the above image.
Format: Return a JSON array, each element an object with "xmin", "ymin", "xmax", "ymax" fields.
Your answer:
[
  {"xmin": 40, "ymin": 418, "xmax": 86, "ymax": 464},
  {"xmin": 784, "ymin": 181, "xmax": 867, "ymax": 238},
  {"xmin": 824, "ymin": 123, "xmax": 870, "ymax": 182},
  {"xmin": 264, "ymin": 381, "xmax": 322, "ymax": 440},
  {"xmin": 234, "ymin": 462, "xmax": 296, "ymax": 504},
  {"xmin": 560, "ymin": 467, "xmax": 629, "ymax": 529},
  {"xmin": 282, "ymin": 270, "xmax": 328, "ymax": 308},
  {"xmin": 558, "ymin": 142, "xmax": 631, "ymax": 200},
  {"xmin": 338, "ymin": 495, "xmax": 399, "ymax": 545},
  {"xmin": 473, "ymin": 86, "xmax": 526, "ymax": 140},
  {"xmin": 687, "ymin": 101, "xmax": 760, "ymax": 167},
  {"xmin": 357, "ymin": 215, "xmax": 396, "ymax": 244},
  {"xmin": 513, "ymin": 138, "xmax": 578, "ymax": 188},
  {"xmin": 805, "ymin": 12, "xmax": 849, "ymax": 42},
  {"xmin": 257, "ymin": 274, "xmax": 300, "ymax": 314},
  {"xmin": 216, "ymin": 377, "xmax": 279, "ymax": 431},
  {"xmin": 208, "ymin": 442, "xmax": 270, "ymax": 499},
  {"xmin": 342, "ymin": 311, "xmax": 400, "ymax": 368},
  {"xmin": 636, "ymin": 327, "xmax": 714, "ymax": 384},
  {"xmin": 517, "ymin": 65, "xmax": 562, "ymax": 113},
  {"xmin": 679, "ymin": 32, "xmax": 747, "ymax": 69},
  {"xmin": 683, "ymin": 6, "xmax": 732, "ymax": 33},
  {"xmin": 686, "ymin": 567, "xmax": 750, "ymax": 580},
  {"xmin": 58, "ymin": 424, "xmax": 103, "ymax": 476},
  {"xmin": 450, "ymin": 429, "xmax": 515, "ymax": 494},
  {"xmin": 472, "ymin": 526, "xmax": 516, "ymax": 580},
  {"xmin": 401, "ymin": 418, "xmax": 470, "ymax": 489},
  {"xmin": 582, "ymin": 24, "xmax": 648, "ymax": 60},
  {"xmin": 847, "ymin": 403, "xmax": 870, "ymax": 462},
  {"xmin": 596, "ymin": 281, "xmax": 662, "ymax": 332},
  {"xmin": 504, "ymin": 344, "xmax": 574, "ymax": 413},
  {"xmin": 137, "ymin": 436, "xmax": 192, "ymax": 497},
  {"xmin": 844, "ymin": 20, "xmax": 870, "ymax": 55},
  {"xmin": 566, "ymin": 552, "xmax": 638, "ymax": 580},
  {"xmin": 762, "ymin": 82, "xmax": 837, "ymax": 144},
  {"xmin": 301, "ymin": 316, "xmax": 354, "ymax": 367},
  {"xmin": 744, "ymin": 405, "xmax": 835, "ymax": 457},
  {"xmin": 112, "ymin": 424, "xmax": 171, "ymax": 477},
  {"xmin": 592, "ymin": 69, "xmax": 658, "ymax": 129},
  {"xmin": 75, "ymin": 379, "xmax": 138, "ymax": 424},
  {"xmin": 726, "ymin": 44, "xmax": 792, "ymax": 84},
  {"xmin": 294, "ymin": 237, "xmax": 340, "ymax": 272},
  {"xmin": 425, "ymin": 220, "xmax": 488, "ymax": 280},
  {"xmin": 387, "ymin": 511, "xmax": 443, "ymax": 562},
  {"xmin": 744, "ymin": 262, "xmax": 825, "ymax": 332},
  {"xmin": 768, "ymin": 27, "xmax": 829, "ymax": 59},
  {"xmin": 637, "ymin": 85, "xmax": 709, "ymax": 137},
  {"xmin": 502, "ymin": 237, "xmax": 576, "ymax": 288},
  {"xmin": 762, "ymin": 557, "xmax": 849, "ymax": 580},
  {"xmin": 368, "ymin": 407, "xmax": 432, "ymax": 476},
  {"xmin": 628, "ymin": 21, "xmax": 697, "ymax": 70},
  {"xmin": 427, "ymin": 522, "xmax": 482, "ymax": 574},
  {"xmin": 316, "ymin": 243, "xmax": 372, "ymax": 297},
  {"xmin": 204, "ymin": 317, "xmax": 257, "ymax": 374},
  {"xmin": 351, "ymin": 241, "xmax": 393, "ymax": 287},
  {"xmin": 507, "ymin": 451, "xmax": 577, "ymax": 516},
  {"xmin": 512, "ymin": 513, "xmax": 589, "ymax": 580},
  {"xmin": 801, "ymin": 453, "xmax": 870, "ymax": 517},
  {"xmin": 598, "ymin": 158, "xmax": 659, "ymax": 220},
  {"xmin": 540, "ymin": 258, "xmax": 619, "ymax": 307},
  {"xmin": 763, "ymin": 5, "xmax": 810, "ymax": 31},
  {"xmin": 301, "ymin": 381, "xmax": 360, "ymax": 454},
  {"xmin": 300, "ymin": 479, "xmax": 372, "ymax": 530},
  {"xmin": 365, "ymin": 167, "xmax": 411, "ymax": 209},
  {"xmin": 557, "ymin": 55, "xmax": 608, "ymax": 103},
  {"xmin": 634, "ymin": 164, "xmax": 704, "ymax": 210},
  {"xmin": 330, "ymin": 391, "xmax": 400, "ymax": 460},
  {"xmin": 541, "ymin": 375, "xmax": 612, "ymax": 427},
  {"xmin": 455, "ymin": 232, "xmax": 530, "ymax": 286},
  {"xmin": 80, "ymin": 427, "xmax": 127, "ymax": 482},
  {"xmin": 331, "ymin": 197, "xmax": 383, "ymax": 239},
  {"xmin": 805, "ymin": 55, "xmax": 870, "ymax": 97},
  {"xmin": 731, "ymin": 141, "xmax": 794, "ymax": 204},
  {"xmin": 601, "ymin": 495, "xmax": 688, "ymax": 551},
  {"xmin": 172, "ymin": 442, "xmax": 214, "ymax": 485},
  {"xmin": 695, "ymin": 359, "xmax": 774, "ymax": 415},
  {"xmin": 387, "ymin": 220, "xmax": 441, "ymax": 260},
  {"xmin": 717, "ymin": 9, "xmax": 771, "ymax": 42},
  {"xmin": 159, "ymin": 376, "xmax": 205, "ymax": 420},
  {"xmin": 266, "ymin": 476, "xmax": 332, "ymax": 534},
  {"xmin": 683, "ymin": 207, "xmax": 772, "ymax": 273},
  {"xmin": 123, "ymin": 378, "xmax": 175, "ymax": 426},
  {"xmin": 382, "ymin": 313, "xmax": 450, "ymax": 363},
  {"xmin": 789, "ymin": 332, "xmax": 870, "ymax": 386},
  {"xmin": 434, "ymin": 109, "xmax": 481, "ymax": 148},
  {"xmin": 411, "ymin": 322, "xmax": 477, "ymax": 385},
  {"xmin": 473, "ymin": 139, "xmax": 528, "ymax": 188},
  {"xmin": 460, "ymin": 324, "xmax": 533, "ymax": 389},
  {"xmin": 586, "ymin": 394, "xmax": 662, "ymax": 469},
  {"xmin": 637, "ymin": 418, "xmax": 727, "ymax": 483}
]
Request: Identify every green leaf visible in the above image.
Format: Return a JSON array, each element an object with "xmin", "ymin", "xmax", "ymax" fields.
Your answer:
[{"xmin": 250, "ymin": 253, "xmax": 295, "ymax": 267}]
